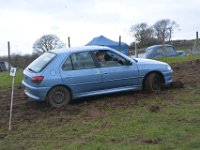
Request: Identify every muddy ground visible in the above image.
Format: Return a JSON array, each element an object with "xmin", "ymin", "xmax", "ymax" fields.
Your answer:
[{"xmin": 0, "ymin": 59, "xmax": 200, "ymax": 128}]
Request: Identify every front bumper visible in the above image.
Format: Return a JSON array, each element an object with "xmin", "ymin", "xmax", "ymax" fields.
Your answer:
[{"xmin": 163, "ymin": 70, "xmax": 173, "ymax": 85}]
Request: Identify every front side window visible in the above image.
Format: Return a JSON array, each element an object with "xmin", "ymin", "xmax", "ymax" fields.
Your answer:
[
  {"xmin": 62, "ymin": 51, "xmax": 96, "ymax": 70},
  {"xmin": 94, "ymin": 50, "xmax": 127, "ymax": 67},
  {"xmin": 156, "ymin": 47, "xmax": 163, "ymax": 55},
  {"xmin": 28, "ymin": 52, "xmax": 56, "ymax": 72},
  {"xmin": 166, "ymin": 46, "xmax": 175, "ymax": 55}
]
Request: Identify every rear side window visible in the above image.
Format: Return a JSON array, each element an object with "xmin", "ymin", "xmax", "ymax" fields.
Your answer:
[
  {"xmin": 62, "ymin": 51, "xmax": 96, "ymax": 70},
  {"xmin": 28, "ymin": 52, "xmax": 56, "ymax": 72}
]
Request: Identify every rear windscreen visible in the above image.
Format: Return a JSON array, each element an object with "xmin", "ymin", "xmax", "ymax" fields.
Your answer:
[{"xmin": 27, "ymin": 52, "xmax": 56, "ymax": 73}]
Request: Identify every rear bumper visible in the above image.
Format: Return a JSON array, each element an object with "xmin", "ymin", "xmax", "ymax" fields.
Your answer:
[{"xmin": 22, "ymin": 80, "xmax": 50, "ymax": 101}]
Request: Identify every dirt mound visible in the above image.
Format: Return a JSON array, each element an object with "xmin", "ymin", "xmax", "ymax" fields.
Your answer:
[
  {"xmin": 171, "ymin": 59, "xmax": 200, "ymax": 87},
  {"xmin": 0, "ymin": 59, "xmax": 200, "ymax": 128}
]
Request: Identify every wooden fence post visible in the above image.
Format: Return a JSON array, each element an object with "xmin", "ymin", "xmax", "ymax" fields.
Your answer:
[
  {"xmin": 68, "ymin": 36, "xmax": 71, "ymax": 48},
  {"xmin": 196, "ymin": 31, "xmax": 199, "ymax": 50}
]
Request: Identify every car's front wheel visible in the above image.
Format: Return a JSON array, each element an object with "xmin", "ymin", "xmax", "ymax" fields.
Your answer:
[
  {"xmin": 144, "ymin": 73, "xmax": 163, "ymax": 92},
  {"xmin": 47, "ymin": 86, "xmax": 71, "ymax": 108}
]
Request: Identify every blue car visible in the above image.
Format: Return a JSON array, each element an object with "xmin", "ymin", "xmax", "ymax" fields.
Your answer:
[
  {"xmin": 22, "ymin": 46, "xmax": 173, "ymax": 107},
  {"xmin": 137, "ymin": 44, "xmax": 186, "ymax": 59}
]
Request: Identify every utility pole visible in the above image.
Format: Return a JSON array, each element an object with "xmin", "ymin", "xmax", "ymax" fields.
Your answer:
[{"xmin": 169, "ymin": 27, "xmax": 172, "ymax": 43}]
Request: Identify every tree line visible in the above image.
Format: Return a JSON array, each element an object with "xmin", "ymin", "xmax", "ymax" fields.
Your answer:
[{"xmin": 129, "ymin": 19, "xmax": 178, "ymax": 49}]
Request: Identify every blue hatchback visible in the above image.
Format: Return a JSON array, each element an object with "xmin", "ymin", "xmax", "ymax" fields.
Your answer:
[{"xmin": 22, "ymin": 46, "xmax": 173, "ymax": 107}]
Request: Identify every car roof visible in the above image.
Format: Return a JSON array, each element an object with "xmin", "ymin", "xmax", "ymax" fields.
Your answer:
[
  {"xmin": 146, "ymin": 44, "xmax": 173, "ymax": 49},
  {"xmin": 51, "ymin": 45, "xmax": 113, "ymax": 55}
]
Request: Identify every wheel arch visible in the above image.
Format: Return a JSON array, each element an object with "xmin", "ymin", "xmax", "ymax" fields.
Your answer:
[{"xmin": 142, "ymin": 71, "xmax": 165, "ymax": 89}]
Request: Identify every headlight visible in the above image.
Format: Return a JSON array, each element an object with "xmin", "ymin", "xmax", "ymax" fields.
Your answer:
[{"xmin": 167, "ymin": 65, "xmax": 172, "ymax": 71}]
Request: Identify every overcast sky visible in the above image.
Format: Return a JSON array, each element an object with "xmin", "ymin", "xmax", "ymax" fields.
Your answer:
[{"xmin": 0, "ymin": 0, "xmax": 200, "ymax": 56}]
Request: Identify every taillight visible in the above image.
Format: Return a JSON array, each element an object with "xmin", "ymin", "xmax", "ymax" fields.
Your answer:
[{"xmin": 31, "ymin": 76, "xmax": 44, "ymax": 83}]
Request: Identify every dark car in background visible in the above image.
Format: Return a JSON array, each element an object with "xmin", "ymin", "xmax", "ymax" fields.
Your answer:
[
  {"xmin": 0, "ymin": 61, "xmax": 10, "ymax": 72},
  {"xmin": 136, "ymin": 44, "xmax": 186, "ymax": 59}
]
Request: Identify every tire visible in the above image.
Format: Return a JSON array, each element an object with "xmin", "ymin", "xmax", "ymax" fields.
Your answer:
[
  {"xmin": 47, "ymin": 86, "xmax": 71, "ymax": 108},
  {"xmin": 144, "ymin": 73, "xmax": 163, "ymax": 92}
]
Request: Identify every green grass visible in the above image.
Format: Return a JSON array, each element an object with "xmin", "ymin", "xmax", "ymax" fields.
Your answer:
[
  {"xmin": 0, "ymin": 70, "xmax": 23, "ymax": 88},
  {"xmin": 156, "ymin": 54, "xmax": 200, "ymax": 64}
]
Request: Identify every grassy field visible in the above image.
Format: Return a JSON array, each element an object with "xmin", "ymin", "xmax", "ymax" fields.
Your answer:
[
  {"xmin": 0, "ymin": 70, "xmax": 23, "ymax": 88},
  {"xmin": 156, "ymin": 54, "xmax": 200, "ymax": 64},
  {"xmin": 1, "ymin": 55, "xmax": 200, "ymax": 150}
]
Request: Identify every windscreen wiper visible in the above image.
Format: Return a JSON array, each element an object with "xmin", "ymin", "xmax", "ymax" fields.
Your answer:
[{"xmin": 28, "ymin": 68, "xmax": 37, "ymax": 73}]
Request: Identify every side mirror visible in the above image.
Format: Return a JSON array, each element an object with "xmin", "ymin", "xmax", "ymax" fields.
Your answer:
[{"xmin": 126, "ymin": 60, "xmax": 132, "ymax": 65}]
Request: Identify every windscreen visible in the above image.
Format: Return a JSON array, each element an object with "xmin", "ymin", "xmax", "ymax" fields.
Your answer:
[{"xmin": 27, "ymin": 52, "xmax": 56, "ymax": 73}]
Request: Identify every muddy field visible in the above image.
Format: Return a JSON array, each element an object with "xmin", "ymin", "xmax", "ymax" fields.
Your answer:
[{"xmin": 0, "ymin": 59, "xmax": 200, "ymax": 129}]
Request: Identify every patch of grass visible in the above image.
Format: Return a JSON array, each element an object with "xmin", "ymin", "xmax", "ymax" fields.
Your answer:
[
  {"xmin": 156, "ymin": 54, "xmax": 200, "ymax": 64},
  {"xmin": 0, "ymin": 70, "xmax": 23, "ymax": 88}
]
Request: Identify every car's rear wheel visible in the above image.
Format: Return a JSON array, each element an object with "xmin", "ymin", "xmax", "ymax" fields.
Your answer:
[
  {"xmin": 144, "ymin": 73, "xmax": 163, "ymax": 92},
  {"xmin": 47, "ymin": 86, "xmax": 71, "ymax": 108}
]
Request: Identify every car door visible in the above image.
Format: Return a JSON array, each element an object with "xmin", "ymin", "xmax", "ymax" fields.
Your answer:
[
  {"xmin": 60, "ymin": 51, "xmax": 101, "ymax": 96},
  {"xmin": 94, "ymin": 50, "xmax": 139, "ymax": 90}
]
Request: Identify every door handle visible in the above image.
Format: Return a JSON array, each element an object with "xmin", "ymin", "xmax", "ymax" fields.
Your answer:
[{"xmin": 96, "ymin": 70, "xmax": 100, "ymax": 74}]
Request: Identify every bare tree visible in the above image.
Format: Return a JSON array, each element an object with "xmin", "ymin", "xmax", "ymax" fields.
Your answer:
[
  {"xmin": 130, "ymin": 23, "xmax": 156, "ymax": 48},
  {"xmin": 153, "ymin": 19, "xmax": 179, "ymax": 44},
  {"xmin": 33, "ymin": 34, "xmax": 66, "ymax": 54}
]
